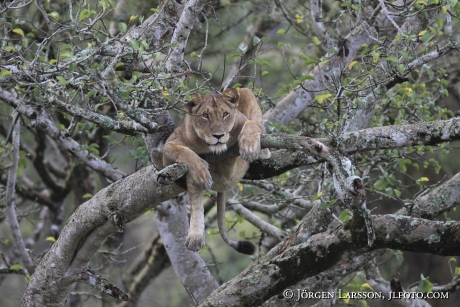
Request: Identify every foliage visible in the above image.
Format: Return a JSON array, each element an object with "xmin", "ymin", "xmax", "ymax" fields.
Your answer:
[{"xmin": 1, "ymin": 0, "xmax": 460, "ymax": 306}]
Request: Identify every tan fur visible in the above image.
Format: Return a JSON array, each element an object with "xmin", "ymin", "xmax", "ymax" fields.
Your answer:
[{"xmin": 162, "ymin": 88, "xmax": 270, "ymax": 252}]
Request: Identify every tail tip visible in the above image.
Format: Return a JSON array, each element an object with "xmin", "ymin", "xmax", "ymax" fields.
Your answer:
[{"xmin": 236, "ymin": 241, "xmax": 256, "ymax": 255}]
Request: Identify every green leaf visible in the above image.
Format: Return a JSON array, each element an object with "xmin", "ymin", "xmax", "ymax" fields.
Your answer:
[
  {"xmin": 227, "ymin": 52, "xmax": 240, "ymax": 61},
  {"xmin": 320, "ymin": 199, "xmax": 337, "ymax": 209},
  {"xmin": 299, "ymin": 75, "xmax": 316, "ymax": 81},
  {"xmin": 386, "ymin": 55, "xmax": 399, "ymax": 63},
  {"xmin": 373, "ymin": 179, "xmax": 387, "ymax": 190},
  {"xmin": 238, "ymin": 44, "xmax": 248, "ymax": 55},
  {"xmin": 348, "ymin": 61, "xmax": 358, "ymax": 70},
  {"xmin": 385, "ymin": 187, "xmax": 393, "ymax": 197},
  {"xmin": 59, "ymin": 51, "xmax": 73, "ymax": 60},
  {"xmin": 447, "ymin": 0, "xmax": 458, "ymax": 6},
  {"xmin": 276, "ymin": 29, "xmax": 286, "ymax": 34},
  {"xmin": 13, "ymin": 28, "xmax": 25, "ymax": 38},
  {"xmin": 396, "ymin": 64, "xmax": 405, "ymax": 75},
  {"xmin": 190, "ymin": 51, "xmax": 199, "ymax": 59},
  {"xmin": 47, "ymin": 11, "xmax": 60, "ymax": 21},
  {"xmin": 56, "ymin": 76, "xmax": 67, "ymax": 85},
  {"xmin": 253, "ymin": 36, "xmax": 261, "ymax": 46},
  {"xmin": 395, "ymin": 250, "xmax": 404, "ymax": 265},
  {"xmin": 312, "ymin": 36, "xmax": 321, "ymax": 45},
  {"xmin": 119, "ymin": 89, "xmax": 129, "ymax": 99},
  {"xmin": 338, "ymin": 209, "xmax": 351, "ymax": 222},
  {"xmin": 314, "ymin": 93, "xmax": 332, "ymax": 104},
  {"xmin": 46, "ymin": 236, "xmax": 56, "ymax": 243},
  {"xmin": 418, "ymin": 277, "xmax": 433, "ymax": 293},
  {"xmin": 79, "ymin": 9, "xmax": 96, "ymax": 21},
  {"xmin": 456, "ymin": 267, "xmax": 460, "ymax": 275},
  {"xmin": 435, "ymin": 165, "xmax": 441, "ymax": 174},
  {"xmin": 9, "ymin": 264, "xmax": 23, "ymax": 271},
  {"xmin": 310, "ymin": 192, "xmax": 323, "ymax": 202},
  {"xmin": 302, "ymin": 59, "xmax": 317, "ymax": 66},
  {"xmin": 371, "ymin": 50, "xmax": 380, "ymax": 63},
  {"xmin": 128, "ymin": 39, "xmax": 139, "ymax": 49},
  {"xmin": 0, "ymin": 70, "xmax": 12, "ymax": 78},
  {"xmin": 421, "ymin": 32, "xmax": 435, "ymax": 44},
  {"xmin": 4, "ymin": 45, "xmax": 16, "ymax": 52},
  {"xmin": 119, "ymin": 22, "xmax": 128, "ymax": 33},
  {"xmin": 82, "ymin": 193, "xmax": 93, "ymax": 199}
]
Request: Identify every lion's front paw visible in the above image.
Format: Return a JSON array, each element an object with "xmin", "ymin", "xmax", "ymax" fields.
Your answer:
[
  {"xmin": 239, "ymin": 134, "xmax": 261, "ymax": 163},
  {"xmin": 189, "ymin": 160, "xmax": 213, "ymax": 189},
  {"xmin": 185, "ymin": 233, "xmax": 205, "ymax": 252},
  {"xmin": 258, "ymin": 148, "xmax": 271, "ymax": 160}
]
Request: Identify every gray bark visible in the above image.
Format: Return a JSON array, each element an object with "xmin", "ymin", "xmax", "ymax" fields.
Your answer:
[{"xmin": 156, "ymin": 199, "xmax": 219, "ymax": 305}]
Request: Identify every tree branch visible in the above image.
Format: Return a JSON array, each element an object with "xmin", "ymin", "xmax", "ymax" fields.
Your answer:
[
  {"xmin": 165, "ymin": 0, "xmax": 207, "ymax": 72},
  {"xmin": 201, "ymin": 214, "xmax": 460, "ymax": 306},
  {"xmin": 0, "ymin": 88, "xmax": 125, "ymax": 182},
  {"xmin": 20, "ymin": 118, "xmax": 460, "ymax": 305},
  {"xmin": 5, "ymin": 118, "xmax": 35, "ymax": 275},
  {"xmin": 229, "ymin": 202, "xmax": 285, "ymax": 240},
  {"xmin": 79, "ymin": 268, "xmax": 128, "ymax": 301},
  {"xmin": 156, "ymin": 199, "xmax": 219, "ymax": 305},
  {"xmin": 118, "ymin": 234, "xmax": 170, "ymax": 307},
  {"xmin": 21, "ymin": 166, "xmax": 184, "ymax": 306}
]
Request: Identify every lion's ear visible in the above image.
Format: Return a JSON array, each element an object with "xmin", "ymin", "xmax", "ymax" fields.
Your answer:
[
  {"xmin": 185, "ymin": 94, "xmax": 203, "ymax": 112},
  {"xmin": 222, "ymin": 88, "xmax": 239, "ymax": 105}
]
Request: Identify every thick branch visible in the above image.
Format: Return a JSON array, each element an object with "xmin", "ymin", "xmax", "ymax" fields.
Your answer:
[
  {"xmin": 201, "ymin": 215, "xmax": 460, "ymax": 306},
  {"xmin": 399, "ymin": 171, "xmax": 460, "ymax": 219},
  {"xmin": 118, "ymin": 234, "xmax": 170, "ymax": 307},
  {"xmin": 156, "ymin": 200, "xmax": 219, "ymax": 305},
  {"xmin": 165, "ymin": 0, "xmax": 207, "ymax": 72},
  {"xmin": 21, "ymin": 118, "xmax": 460, "ymax": 306},
  {"xmin": 335, "ymin": 117, "xmax": 460, "ymax": 154},
  {"xmin": 21, "ymin": 166, "xmax": 184, "ymax": 306},
  {"xmin": 248, "ymin": 118, "xmax": 460, "ymax": 179}
]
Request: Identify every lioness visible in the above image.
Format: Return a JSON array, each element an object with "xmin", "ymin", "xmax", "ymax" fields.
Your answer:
[{"xmin": 162, "ymin": 88, "xmax": 270, "ymax": 254}]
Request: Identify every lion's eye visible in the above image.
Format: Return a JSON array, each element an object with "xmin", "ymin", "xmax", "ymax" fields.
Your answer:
[
  {"xmin": 223, "ymin": 112, "xmax": 229, "ymax": 118},
  {"xmin": 202, "ymin": 113, "xmax": 209, "ymax": 119}
]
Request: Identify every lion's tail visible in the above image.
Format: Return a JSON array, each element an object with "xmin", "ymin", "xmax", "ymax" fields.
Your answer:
[{"xmin": 217, "ymin": 192, "xmax": 256, "ymax": 255}]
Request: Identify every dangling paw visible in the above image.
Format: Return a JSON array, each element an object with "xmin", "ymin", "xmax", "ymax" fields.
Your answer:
[
  {"xmin": 185, "ymin": 232, "xmax": 205, "ymax": 252},
  {"xmin": 258, "ymin": 148, "xmax": 271, "ymax": 160}
]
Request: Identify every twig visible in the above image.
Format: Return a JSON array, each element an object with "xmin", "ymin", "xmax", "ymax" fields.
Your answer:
[
  {"xmin": 378, "ymin": 0, "xmax": 403, "ymax": 36},
  {"xmin": 311, "ymin": 0, "xmax": 332, "ymax": 47},
  {"xmin": 79, "ymin": 268, "xmax": 128, "ymax": 301},
  {"xmin": 5, "ymin": 119, "xmax": 35, "ymax": 275},
  {"xmin": 0, "ymin": 89, "xmax": 125, "ymax": 182},
  {"xmin": 229, "ymin": 202, "xmax": 284, "ymax": 240}
]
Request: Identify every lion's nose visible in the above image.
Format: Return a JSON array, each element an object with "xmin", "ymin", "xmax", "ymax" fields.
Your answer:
[{"xmin": 213, "ymin": 134, "xmax": 224, "ymax": 140}]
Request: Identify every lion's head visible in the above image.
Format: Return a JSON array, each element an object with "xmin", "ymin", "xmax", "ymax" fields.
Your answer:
[{"xmin": 185, "ymin": 88, "xmax": 239, "ymax": 154}]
